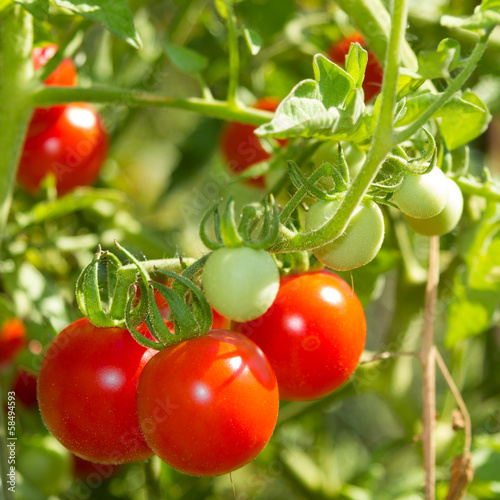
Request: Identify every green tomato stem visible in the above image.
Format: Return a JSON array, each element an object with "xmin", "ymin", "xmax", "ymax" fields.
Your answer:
[
  {"xmin": 224, "ymin": 0, "xmax": 239, "ymax": 108},
  {"xmin": 269, "ymin": 0, "xmax": 410, "ymax": 253},
  {"xmin": 0, "ymin": 6, "xmax": 34, "ymax": 237},
  {"xmin": 109, "ymin": 258, "xmax": 196, "ymax": 323},
  {"xmin": 394, "ymin": 31, "xmax": 492, "ymax": 144},
  {"xmin": 335, "ymin": 0, "xmax": 418, "ymax": 70},
  {"xmin": 456, "ymin": 175, "xmax": 500, "ymax": 203},
  {"xmin": 31, "ymin": 87, "xmax": 273, "ymax": 126}
]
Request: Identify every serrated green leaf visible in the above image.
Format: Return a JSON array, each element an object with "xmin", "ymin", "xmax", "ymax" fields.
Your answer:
[
  {"xmin": 438, "ymin": 38, "xmax": 462, "ymax": 71},
  {"xmin": 396, "ymin": 90, "xmax": 491, "ymax": 150},
  {"xmin": 15, "ymin": 0, "xmax": 47, "ymax": 19},
  {"xmin": 243, "ymin": 26, "xmax": 262, "ymax": 56},
  {"xmin": 438, "ymin": 91, "xmax": 491, "ymax": 150},
  {"xmin": 255, "ymin": 54, "xmax": 370, "ymax": 142},
  {"xmin": 417, "ymin": 49, "xmax": 456, "ymax": 80},
  {"xmin": 345, "ymin": 43, "xmax": 368, "ymax": 90},
  {"xmin": 441, "ymin": 1, "xmax": 500, "ymax": 31},
  {"xmin": 54, "ymin": 0, "xmax": 141, "ymax": 49},
  {"xmin": 397, "ymin": 70, "xmax": 425, "ymax": 99},
  {"xmin": 165, "ymin": 42, "xmax": 208, "ymax": 74}
]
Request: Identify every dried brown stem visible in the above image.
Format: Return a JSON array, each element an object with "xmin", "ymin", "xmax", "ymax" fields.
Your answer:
[
  {"xmin": 420, "ymin": 236, "xmax": 440, "ymax": 500},
  {"xmin": 435, "ymin": 349, "xmax": 474, "ymax": 500}
]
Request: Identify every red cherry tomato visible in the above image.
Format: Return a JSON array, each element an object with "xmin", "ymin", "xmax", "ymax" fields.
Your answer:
[
  {"xmin": 30, "ymin": 44, "xmax": 78, "ymax": 136},
  {"xmin": 18, "ymin": 103, "xmax": 108, "ymax": 195},
  {"xmin": 0, "ymin": 318, "xmax": 27, "ymax": 369},
  {"xmin": 236, "ymin": 272, "xmax": 366, "ymax": 401},
  {"xmin": 37, "ymin": 318, "xmax": 155, "ymax": 464},
  {"xmin": 12, "ymin": 368, "xmax": 38, "ymax": 408},
  {"xmin": 329, "ymin": 33, "xmax": 383, "ymax": 103},
  {"xmin": 220, "ymin": 97, "xmax": 286, "ymax": 187},
  {"xmin": 136, "ymin": 329, "xmax": 279, "ymax": 476}
]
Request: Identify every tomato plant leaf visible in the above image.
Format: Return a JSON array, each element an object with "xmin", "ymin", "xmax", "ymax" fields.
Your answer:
[
  {"xmin": 165, "ymin": 42, "xmax": 208, "ymax": 74},
  {"xmin": 441, "ymin": 0, "xmax": 500, "ymax": 31},
  {"xmin": 243, "ymin": 26, "xmax": 262, "ymax": 56},
  {"xmin": 396, "ymin": 90, "xmax": 490, "ymax": 150},
  {"xmin": 255, "ymin": 55, "xmax": 372, "ymax": 141},
  {"xmin": 54, "ymin": 0, "xmax": 141, "ymax": 49},
  {"xmin": 345, "ymin": 43, "xmax": 368, "ymax": 90},
  {"xmin": 15, "ymin": 0, "xmax": 48, "ymax": 19},
  {"xmin": 437, "ymin": 91, "xmax": 491, "ymax": 150}
]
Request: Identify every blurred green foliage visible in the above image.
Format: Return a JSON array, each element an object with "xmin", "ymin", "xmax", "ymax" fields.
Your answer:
[{"xmin": 1, "ymin": 0, "xmax": 499, "ymax": 499}]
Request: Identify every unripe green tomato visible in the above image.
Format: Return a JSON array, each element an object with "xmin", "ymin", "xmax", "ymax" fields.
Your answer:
[
  {"xmin": 306, "ymin": 199, "xmax": 385, "ymax": 271},
  {"xmin": 392, "ymin": 167, "xmax": 449, "ymax": 219},
  {"xmin": 202, "ymin": 247, "xmax": 280, "ymax": 322},
  {"xmin": 403, "ymin": 177, "xmax": 463, "ymax": 236},
  {"xmin": 17, "ymin": 436, "xmax": 72, "ymax": 497},
  {"xmin": 312, "ymin": 141, "xmax": 366, "ymax": 179}
]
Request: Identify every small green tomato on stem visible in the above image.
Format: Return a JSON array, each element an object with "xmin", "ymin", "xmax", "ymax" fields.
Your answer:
[
  {"xmin": 306, "ymin": 198, "xmax": 385, "ymax": 271},
  {"xmin": 392, "ymin": 166, "xmax": 449, "ymax": 219},
  {"xmin": 404, "ymin": 177, "xmax": 464, "ymax": 236}
]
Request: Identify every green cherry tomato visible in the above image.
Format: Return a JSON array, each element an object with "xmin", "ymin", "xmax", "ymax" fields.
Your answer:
[
  {"xmin": 202, "ymin": 247, "xmax": 280, "ymax": 322},
  {"xmin": 306, "ymin": 199, "xmax": 384, "ymax": 271},
  {"xmin": 393, "ymin": 167, "xmax": 449, "ymax": 219},
  {"xmin": 403, "ymin": 177, "xmax": 463, "ymax": 236}
]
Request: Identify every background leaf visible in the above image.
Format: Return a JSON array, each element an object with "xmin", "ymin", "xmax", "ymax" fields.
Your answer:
[{"xmin": 54, "ymin": 0, "xmax": 141, "ymax": 49}]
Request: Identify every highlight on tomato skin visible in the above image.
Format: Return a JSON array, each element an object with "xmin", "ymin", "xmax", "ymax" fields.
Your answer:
[
  {"xmin": 236, "ymin": 271, "xmax": 366, "ymax": 402},
  {"xmin": 136, "ymin": 329, "xmax": 279, "ymax": 477},
  {"xmin": 219, "ymin": 97, "xmax": 287, "ymax": 187},
  {"xmin": 30, "ymin": 44, "xmax": 78, "ymax": 137},
  {"xmin": 328, "ymin": 33, "xmax": 384, "ymax": 103},
  {"xmin": 0, "ymin": 318, "xmax": 27, "ymax": 369},
  {"xmin": 17, "ymin": 102, "xmax": 109, "ymax": 196},
  {"xmin": 37, "ymin": 317, "xmax": 156, "ymax": 464}
]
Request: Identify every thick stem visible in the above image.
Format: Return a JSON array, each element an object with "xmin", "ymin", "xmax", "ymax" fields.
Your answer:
[
  {"xmin": 32, "ymin": 87, "xmax": 272, "ymax": 126},
  {"xmin": 0, "ymin": 7, "xmax": 34, "ymax": 236},
  {"xmin": 270, "ymin": 0, "xmax": 409, "ymax": 253},
  {"xmin": 143, "ymin": 459, "xmax": 162, "ymax": 500},
  {"xmin": 420, "ymin": 236, "xmax": 440, "ymax": 500},
  {"xmin": 335, "ymin": 0, "xmax": 418, "ymax": 70},
  {"xmin": 224, "ymin": 0, "xmax": 239, "ymax": 107}
]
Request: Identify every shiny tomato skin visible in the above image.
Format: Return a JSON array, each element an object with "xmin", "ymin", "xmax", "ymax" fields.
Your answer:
[
  {"xmin": 0, "ymin": 318, "xmax": 27, "ymax": 369},
  {"xmin": 220, "ymin": 97, "xmax": 285, "ymax": 187},
  {"xmin": 329, "ymin": 33, "xmax": 383, "ymax": 103},
  {"xmin": 30, "ymin": 44, "xmax": 78, "ymax": 136},
  {"xmin": 236, "ymin": 272, "xmax": 366, "ymax": 401},
  {"xmin": 37, "ymin": 318, "xmax": 155, "ymax": 464},
  {"xmin": 136, "ymin": 329, "xmax": 279, "ymax": 476},
  {"xmin": 18, "ymin": 103, "xmax": 108, "ymax": 195}
]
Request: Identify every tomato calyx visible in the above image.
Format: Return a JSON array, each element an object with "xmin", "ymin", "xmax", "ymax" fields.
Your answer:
[
  {"xmin": 200, "ymin": 194, "xmax": 279, "ymax": 250},
  {"xmin": 76, "ymin": 243, "xmax": 213, "ymax": 350}
]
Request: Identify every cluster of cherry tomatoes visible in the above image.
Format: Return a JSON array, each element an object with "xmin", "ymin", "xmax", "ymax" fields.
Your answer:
[
  {"xmin": 33, "ymin": 269, "xmax": 366, "ymax": 477},
  {"xmin": 6, "ymin": 33, "xmax": 465, "ymax": 481},
  {"xmin": 17, "ymin": 44, "xmax": 108, "ymax": 196}
]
